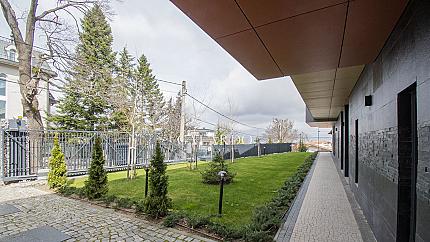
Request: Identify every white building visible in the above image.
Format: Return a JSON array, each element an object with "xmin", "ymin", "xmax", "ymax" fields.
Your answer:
[
  {"xmin": 185, "ymin": 128, "xmax": 215, "ymax": 146},
  {"xmin": 0, "ymin": 37, "xmax": 56, "ymax": 127}
]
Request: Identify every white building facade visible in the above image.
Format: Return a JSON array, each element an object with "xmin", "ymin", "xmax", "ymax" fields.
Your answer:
[{"xmin": 0, "ymin": 38, "xmax": 55, "ymax": 127}]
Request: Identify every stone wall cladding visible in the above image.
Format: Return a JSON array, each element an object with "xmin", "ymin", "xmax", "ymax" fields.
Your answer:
[
  {"xmin": 333, "ymin": 0, "xmax": 430, "ymax": 241},
  {"xmin": 418, "ymin": 121, "xmax": 430, "ymax": 201}
]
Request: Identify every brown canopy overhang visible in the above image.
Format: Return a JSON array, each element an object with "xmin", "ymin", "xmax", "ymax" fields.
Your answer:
[{"xmin": 171, "ymin": 0, "xmax": 408, "ymax": 127}]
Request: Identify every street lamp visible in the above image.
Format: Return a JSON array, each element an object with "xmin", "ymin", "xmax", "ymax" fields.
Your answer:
[
  {"xmin": 317, "ymin": 128, "xmax": 320, "ymax": 152},
  {"xmin": 218, "ymin": 170, "xmax": 227, "ymax": 215},
  {"xmin": 144, "ymin": 163, "xmax": 150, "ymax": 197}
]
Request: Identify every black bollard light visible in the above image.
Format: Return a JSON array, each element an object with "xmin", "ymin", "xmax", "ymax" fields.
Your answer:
[
  {"xmin": 144, "ymin": 164, "xmax": 149, "ymax": 197},
  {"xmin": 218, "ymin": 171, "xmax": 227, "ymax": 216}
]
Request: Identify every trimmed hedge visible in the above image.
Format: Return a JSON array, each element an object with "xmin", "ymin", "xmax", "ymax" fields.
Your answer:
[{"xmin": 164, "ymin": 152, "xmax": 318, "ymax": 241}]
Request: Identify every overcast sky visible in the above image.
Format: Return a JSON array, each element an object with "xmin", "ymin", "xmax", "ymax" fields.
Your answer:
[{"xmin": 0, "ymin": 0, "xmax": 330, "ymax": 140}]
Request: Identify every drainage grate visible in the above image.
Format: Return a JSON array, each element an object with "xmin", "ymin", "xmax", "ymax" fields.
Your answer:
[{"xmin": 0, "ymin": 225, "xmax": 71, "ymax": 242}]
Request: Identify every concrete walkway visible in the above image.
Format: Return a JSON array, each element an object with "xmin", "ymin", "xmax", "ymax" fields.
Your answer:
[
  {"xmin": 276, "ymin": 152, "xmax": 374, "ymax": 242},
  {"xmin": 0, "ymin": 183, "xmax": 214, "ymax": 242}
]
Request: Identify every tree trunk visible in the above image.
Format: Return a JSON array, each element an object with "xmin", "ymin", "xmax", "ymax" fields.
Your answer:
[{"xmin": 16, "ymin": 41, "xmax": 43, "ymax": 131}]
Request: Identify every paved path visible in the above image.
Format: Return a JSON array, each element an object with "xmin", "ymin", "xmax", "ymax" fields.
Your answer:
[
  {"xmin": 0, "ymin": 183, "xmax": 214, "ymax": 242},
  {"xmin": 277, "ymin": 152, "xmax": 368, "ymax": 242}
]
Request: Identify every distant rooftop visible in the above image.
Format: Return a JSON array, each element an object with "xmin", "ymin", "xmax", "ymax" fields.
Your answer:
[{"xmin": 0, "ymin": 37, "xmax": 52, "ymax": 71}]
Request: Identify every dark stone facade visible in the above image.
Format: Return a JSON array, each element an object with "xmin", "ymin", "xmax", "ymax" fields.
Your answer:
[{"xmin": 332, "ymin": 0, "xmax": 430, "ymax": 241}]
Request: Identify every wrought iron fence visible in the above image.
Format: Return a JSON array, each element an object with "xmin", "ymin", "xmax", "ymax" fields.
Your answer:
[{"xmin": 0, "ymin": 129, "xmax": 186, "ymax": 181}]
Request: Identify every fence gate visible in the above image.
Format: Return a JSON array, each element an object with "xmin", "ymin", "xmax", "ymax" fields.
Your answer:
[{"xmin": 1, "ymin": 130, "xmax": 37, "ymax": 181}]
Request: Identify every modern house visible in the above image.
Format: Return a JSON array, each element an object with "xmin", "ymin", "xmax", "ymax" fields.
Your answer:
[
  {"xmin": 185, "ymin": 128, "xmax": 215, "ymax": 146},
  {"xmin": 0, "ymin": 37, "xmax": 56, "ymax": 127},
  {"xmin": 171, "ymin": 0, "xmax": 429, "ymax": 241}
]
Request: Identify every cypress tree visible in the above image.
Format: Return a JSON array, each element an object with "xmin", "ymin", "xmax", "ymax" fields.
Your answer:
[
  {"xmin": 84, "ymin": 136, "xmax": 108, "ymax": 199},
  {"xmin": 143, "ymin": 141, "xmax": 172, "ymax": 217},
  {"xmin": 48, "ymin": 5, "xmax": 115, "ymax": 130},
  {"xmin": 48, "ymin": 135, "xmax": 67, "ymax": 189}
]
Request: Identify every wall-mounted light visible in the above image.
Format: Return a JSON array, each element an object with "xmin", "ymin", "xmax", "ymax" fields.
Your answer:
[{"xmin": 365, "ymin": 95, "xmax": 372, "ymax": 106}]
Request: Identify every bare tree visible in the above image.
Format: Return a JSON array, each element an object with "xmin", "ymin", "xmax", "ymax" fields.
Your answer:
[
  {"xmin": 265, "ymin": 118, "xmax": 298, "ymax": 143},
  {"xmin": 0, "ymin": 0, "xmax": 105, "ymax": 130}
]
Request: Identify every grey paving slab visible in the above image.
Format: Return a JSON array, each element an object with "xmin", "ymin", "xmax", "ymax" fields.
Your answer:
[
  {"xmin": 0, "ymin": 185, "xmax": 215, "ymax": 242},
  {"xmin": 275, "ymin": 154, "xmax": 317, "ymax": 242},
  {"xmin": 279, "ymin": 152, "xmax": 365, "ymax": 242},
  {"xmin": 0, "ymin": 204, "xmax": 20, "ymax": 216},
  {"xmin": 0, "ymin": 225, "xmax": 70, "ymax": 242}
]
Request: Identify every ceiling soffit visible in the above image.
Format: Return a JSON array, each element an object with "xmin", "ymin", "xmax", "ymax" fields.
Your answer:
[{"xmin": 171, "ymin": 0, "xmax": 409, "ymax": 121}]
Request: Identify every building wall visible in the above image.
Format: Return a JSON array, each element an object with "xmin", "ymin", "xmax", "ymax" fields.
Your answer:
[
  {"xmin": 333, "ymin": 0, "xmax": 430, "ymax": 241},
  {"xmin": 0, "ymin": 63, "xmax": 50, "ymax": 126}
]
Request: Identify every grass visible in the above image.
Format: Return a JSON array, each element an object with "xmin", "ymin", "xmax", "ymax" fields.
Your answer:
[{"xmin": 70, "ymin": 152, "xmax": 311, "ymax": 227}]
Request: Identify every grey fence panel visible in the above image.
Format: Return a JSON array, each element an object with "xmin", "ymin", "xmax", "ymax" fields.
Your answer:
[
  {"xmin": 1, "ymin": 129, "xmax": 186, "ymax": 180},
  {"xmin": 213, "ymin": 143, "xmax": 292, "ymax": 159}
]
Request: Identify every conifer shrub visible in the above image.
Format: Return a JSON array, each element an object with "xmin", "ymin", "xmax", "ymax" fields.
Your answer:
[
  {"xmin": 48, "ymin": 135, "xmax": 68, "ymax": 189},
  {"xmin": 201, "ymin": 152, "xmax": 235, "ymax": 184},
  {"xmin": 84, "ymin": 136, "xmax": 108, "ymax": 199},
  {"xmin": 141, "ymin": 141, "xmax": 172, "ymax": 217}
]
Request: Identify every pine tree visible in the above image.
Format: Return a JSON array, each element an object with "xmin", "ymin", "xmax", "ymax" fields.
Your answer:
[
  {"xmin": 48, "ymin": 135, "xmax": 67, "ymax": 189},
  {"xmin": 84, "ymin": 136, "xmax": 108, "ymax": 199},
  {"xmin": 162, "ymin": 92, "xmax": 182, "ymax": 141},
  {"xmin": 48, "ymin": 5, "xmax": 116, "ymax": 130},
  {"xmin": 111, "ymin": 47, "xmax": 135, "ymax": 131},
  {"xmin": 136, "ymin": 54, "xmax": 165, "ymax": 131},
  {"xmin": 201, "ymin": 153, "xmax": 235, "ymax": 184},
  {"xmin": 143, "ymin": 141, "xmax": 172, "ymax": 217}
]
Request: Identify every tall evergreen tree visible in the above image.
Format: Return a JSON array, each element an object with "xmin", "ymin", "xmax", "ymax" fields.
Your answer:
[
  {"xmin": 136, "ymin": 54, "xmax": 165, "ymax": 131},
  {"xmin": 142, "ymin": 141, "xmax": 171, "ymax": 217},
  {"xmin": 48, "ymin": 5, "xmax": 116, "ymax": 130},
  {"xmin": 111, "ymin": 47, "xmax": 135, "ymax": 130},
  {"xmin": 84, "ymin": 136, "xmax": 108, "ymax": 199},
  {"xmin": 162, "ymin": 92, "xmax": 182, "ymax": 141}
]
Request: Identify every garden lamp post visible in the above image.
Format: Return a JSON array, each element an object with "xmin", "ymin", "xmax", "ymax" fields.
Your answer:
[
  {"xmin": 218, "ymin": 170, "xmax": 227, "ymax": 215},
  {"xmin": 144, "ymin": 163, "xmax": 150, "ymax": 197}
]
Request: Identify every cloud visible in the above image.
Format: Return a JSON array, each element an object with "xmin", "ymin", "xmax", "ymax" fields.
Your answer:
[{"xmin": 0, "ymin": 0, "xmax": 330, "ymax": 139}]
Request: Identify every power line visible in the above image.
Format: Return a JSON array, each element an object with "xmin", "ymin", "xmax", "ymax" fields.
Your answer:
[
  {"xmin": 192, "ymin": 117, "xmax": 258, "ymax": 137},
  {"xmin": 0, "ymin": 78, "xmax": 64, "ymax": 93},
  {"xmin": 156, "ymin": 78, "xmax": 182, "ymax": 86},
  {"xmin": 186, "ymin": 93, "xmax": 264, "ymax": 131}
]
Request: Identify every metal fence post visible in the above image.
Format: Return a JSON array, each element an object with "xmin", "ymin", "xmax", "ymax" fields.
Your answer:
[{"xmin": 0, "ymin": 129, "xmax": 4, "ymax": 184}]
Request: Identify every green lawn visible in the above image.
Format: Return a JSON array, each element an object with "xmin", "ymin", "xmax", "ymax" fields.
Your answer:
[{"xmin": 70, "ymin": 152, "xmax": 311, "ymax": 227}]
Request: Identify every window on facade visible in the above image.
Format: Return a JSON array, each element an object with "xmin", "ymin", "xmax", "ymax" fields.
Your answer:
[
  {"xmin": 0, "ymin": 100, "xmax": 5, "ymax": 119},
  {"xmin": 8, "ymin": 49, "xmax": 16, "ymax": 61},
  {"xmin": 0, "ymin": 77, "xmax": 5, "ymax": 96}
]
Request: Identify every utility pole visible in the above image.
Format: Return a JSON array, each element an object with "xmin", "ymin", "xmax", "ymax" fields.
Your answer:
[
  {"xmin": 317, "ymin": 128, "xmax": 320, "ymax": 152},
  {"xmin": 179, "ymin": 80, "xmax": 187, "ymax": 144},
  {"xmin": 257, "ymin": 137, "xmax": 261, "ymax": 157},
  {"xmin": 230, "ymin": 132, "xmax": 234, "ymax": 163}
]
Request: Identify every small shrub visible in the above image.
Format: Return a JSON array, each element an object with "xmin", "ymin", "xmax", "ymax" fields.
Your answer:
[
  {"xmin": 84, "ymin": 136, "xmax": 108, "ymax": 200},
  {"xmin": 101, "ymin": 194, "xmax": 117, "ymax": 205},
  {"xmin": 142, "ymin": 141, "xmax": 172, "ymax": 218},
  {"xmin": 47, "ymin": 135, "xmax": 67, "ymax": 189},
  {"xmin": 186, "ymin": 215, "xmax": 211, "ymax": 229},
  {"xmin": 163, "ymin": 212, "xmax": 185, "ymax": 227},
  {"xmin": 58, "ymin": 185, "xmax": 79, "ymax": 196},
  {"xmin": 201, "ymin": 153, "xmax": 235, "ymax": 184},
  {"xmin": 114, "ymin": 197, "xmax": 134, "ymax": 209},
  {"xmin": 135, "ymin": 200, "xmax": 145, "ymax": 213}
]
